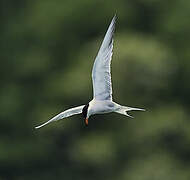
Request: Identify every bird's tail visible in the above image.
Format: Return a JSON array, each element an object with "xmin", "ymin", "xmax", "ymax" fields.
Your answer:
[{"xmin": 115, "ymin": 105, "xmax": 145, "ymax": 118}]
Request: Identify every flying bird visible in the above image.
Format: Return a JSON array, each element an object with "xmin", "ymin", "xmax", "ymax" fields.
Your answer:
[{"xmin": 35, "ymin": 15, "xmax": 145, "ymax": 129}]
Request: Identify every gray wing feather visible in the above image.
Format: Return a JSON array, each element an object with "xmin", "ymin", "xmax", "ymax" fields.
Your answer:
[
  {"xmin": 92, "ymin": 15, "xmax": 116, "ymax": 100},
  {"xmin": 35, "ymin": 105, "xmax": 85, "ymax": 129}
]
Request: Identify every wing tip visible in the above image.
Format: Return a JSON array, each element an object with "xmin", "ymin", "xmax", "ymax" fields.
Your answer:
[
  {"xmin": 107, "ymin": 14, "xmax": 116, "ymax": 46},
  {"xmin": 34, "ymin": 120, "xmax": 51, "ymax": 129},
  {"xmin": 113, "ymin": 14, "xmax": 117, "ymax": 21},
  {"xmin": 111, "ymin": 14, "xmax": 116, "ymax": 27},
  {"xmin": 34, "ymin": 124, "xmax": 44, "ymax": 129}
]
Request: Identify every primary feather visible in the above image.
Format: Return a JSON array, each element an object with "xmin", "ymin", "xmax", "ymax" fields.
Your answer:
[
  {"xmin": 35, "ymin": 105, "xmax": 85, "ymax": 129},
  {"xmin": 92, "ymin": 15, "xmax": 116, "ymax": 101}
]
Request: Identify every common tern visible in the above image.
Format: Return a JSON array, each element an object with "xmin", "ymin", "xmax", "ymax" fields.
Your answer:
[{"xmin": 35, "ymin": 15, "xmax": 145, "ymax": 129}]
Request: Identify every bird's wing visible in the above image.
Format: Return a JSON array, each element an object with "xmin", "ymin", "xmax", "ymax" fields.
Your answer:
[
  {"xmin": 35, "ymin": 105, "xmax": 85, "ymax": 129},
  {"xmin": 92, "ymin": 15, "xmax": 116, "ymax": 101}
]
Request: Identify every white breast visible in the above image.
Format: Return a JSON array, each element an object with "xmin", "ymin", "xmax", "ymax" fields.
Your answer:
[{"xmin": 88, "ymin": 99, "xmax": 117, "ymax": 115}]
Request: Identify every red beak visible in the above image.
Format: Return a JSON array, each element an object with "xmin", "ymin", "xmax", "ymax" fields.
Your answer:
[{"xmin": 85, "ymin": 118, "xmax": 88, "ymax": 126}]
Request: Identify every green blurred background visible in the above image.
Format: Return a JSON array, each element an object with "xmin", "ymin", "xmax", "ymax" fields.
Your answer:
[{"xmin": 1, "ymin": 0, "xmax": 190, "ymax": 179}]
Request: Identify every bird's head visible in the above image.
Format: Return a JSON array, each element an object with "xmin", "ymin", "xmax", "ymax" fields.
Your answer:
[{"xmin": 82, "ymin": 103, "xmax": 89, "ymax": 126}]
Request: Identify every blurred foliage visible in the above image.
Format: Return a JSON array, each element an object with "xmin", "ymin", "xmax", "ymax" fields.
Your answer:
[{"xmin": 1, "ymin": 0, "xmax": 190, "ymax": 179}]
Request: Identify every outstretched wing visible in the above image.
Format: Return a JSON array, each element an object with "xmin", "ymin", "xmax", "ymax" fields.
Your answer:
[
  {"xmin": 35, "ymin": 105, "xmax": 85, "ymax": 129},
  {"xmin": 92, "ymin": 15, "xmax": 116, "ymax": 101}
]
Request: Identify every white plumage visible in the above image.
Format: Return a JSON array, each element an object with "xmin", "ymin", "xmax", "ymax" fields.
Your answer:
[
  {"xmin": 92, "ymin": 15, "xmax": 115, "ymax": 101},
  {"xmin": 35, "ymin": 105, "xmax": 85, "ymax": 129},
  {"xmin": 35, "ymin": 15, "xmax": 145, "ymax": 129}
]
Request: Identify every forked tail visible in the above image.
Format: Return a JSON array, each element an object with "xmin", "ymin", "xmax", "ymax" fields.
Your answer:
[{"xmin": 115, "ymin": 106, "xmax": 145, "ymax": 118}]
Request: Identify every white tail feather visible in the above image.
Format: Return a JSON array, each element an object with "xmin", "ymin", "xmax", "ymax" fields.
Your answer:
[{"xmin": 115, "ymin": 106, "xmax": 145, "ymax": 118}]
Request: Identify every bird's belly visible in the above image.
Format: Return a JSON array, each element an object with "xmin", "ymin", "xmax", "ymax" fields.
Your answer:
[
  {"xmin": 90, "ymin": 100, "xmax": 116, "ymax": 115},
  {"xmin": 93, "ymin": 108, "xmax": 112, "ymax": 114}
]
